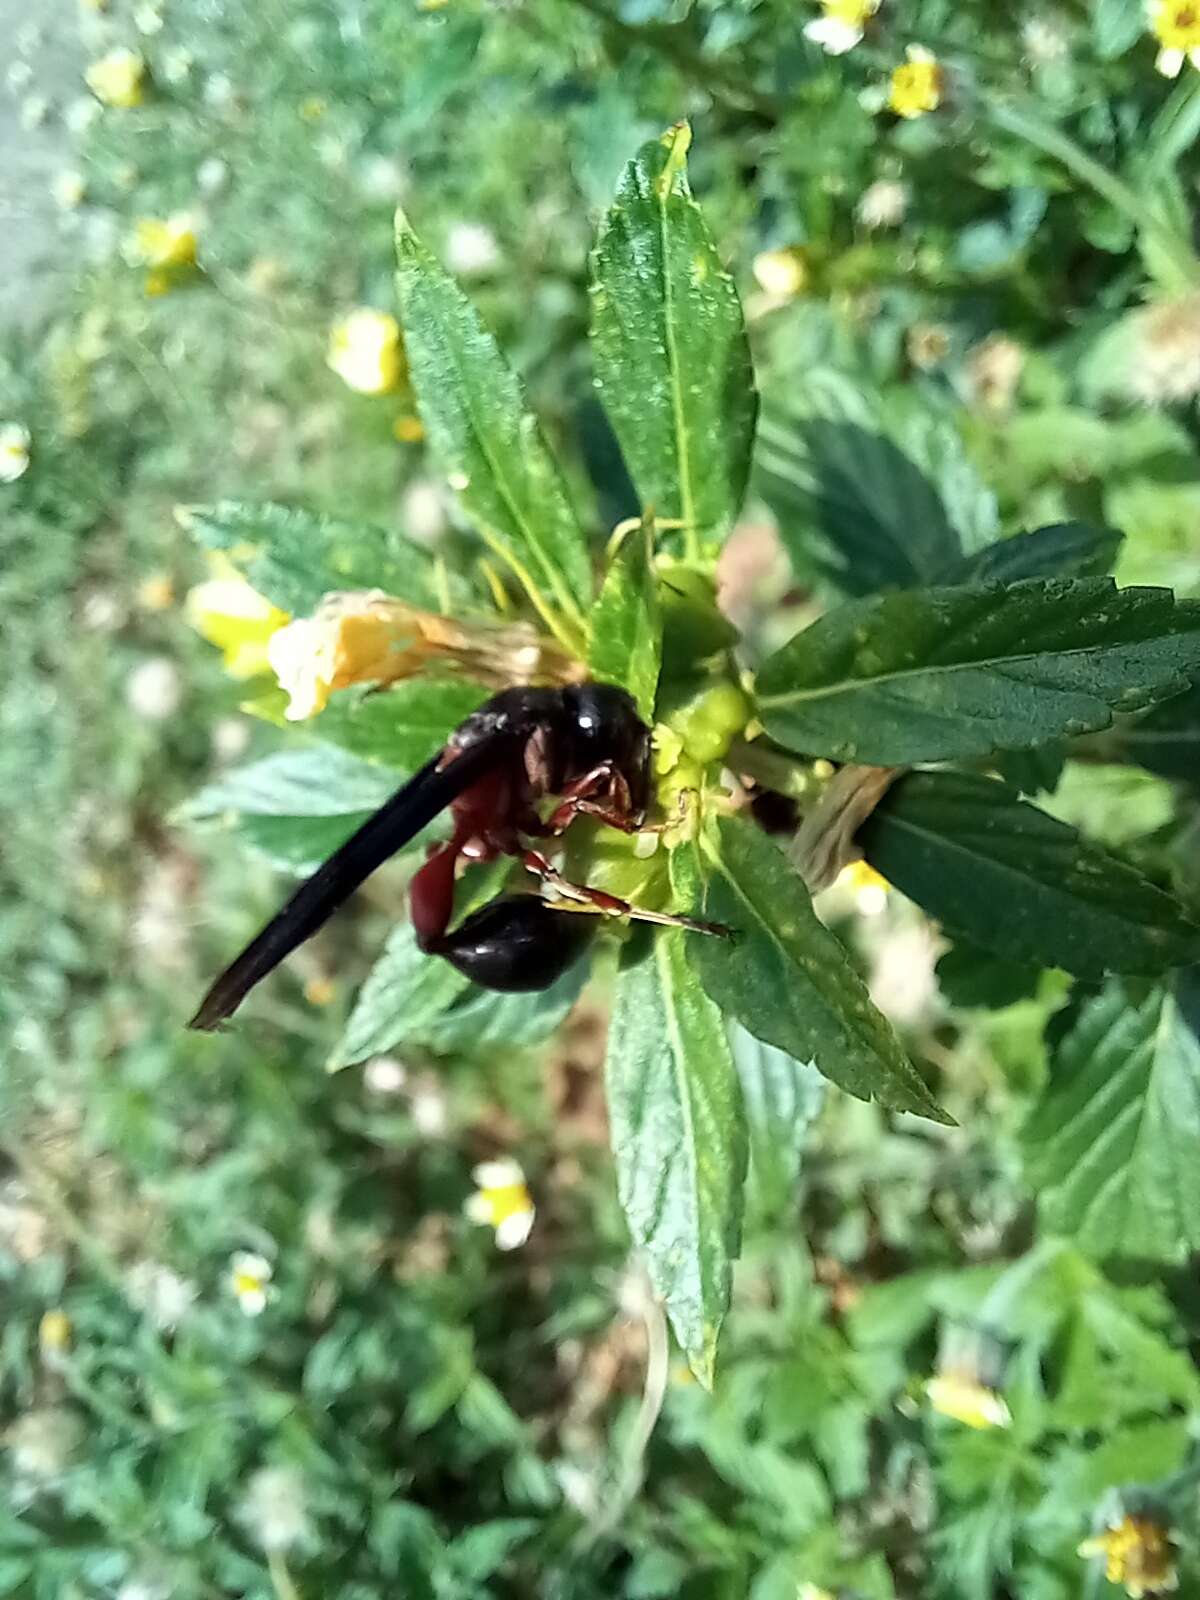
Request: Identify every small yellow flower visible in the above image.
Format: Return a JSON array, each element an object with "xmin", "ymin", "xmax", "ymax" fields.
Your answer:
[
  {"xmin": 303, "ymin": 975, "xmax": 336, "ymax": 1007},
  {"xmin": 805, "ymin": 0, "xmax": 880, "ymax": 54},
  {"xmin": 464, "ymin": 1159, "xmax": 535, "ymax": 1250},
  {"xmin": 752, "ymin": 246, "xmax": 809, "ymax": 298},
  {"xmin": 327, "ymin": 308, "xmax": 404, "ymax": 396},
  {"xmin": 137, "ymin": 573, "xmax": 175, "ymax": 611},
  {"xmin": 229, "ymin": 1251, "xmax": 273, "ymax": 1316},
  {"xmin": 85, "ymin": 47, "xmax": 146, "ymax": 108},
  {"xmin": 299, "ymin": 95, "xmax": 327, "ymax": 121},
  {"xmin": 393, "ymin": 414, "xmax": 425, "ymax": 443},
  {"xmin": 889, "ymin": 45, "xmax": 943, "ymax": 118},
  {"xmin": 129, "ymin": 215, "xmax": 199, "ymax": 297},
  {"xmin": 1079, "ymin": 1513, "xmax": 1178, "ymax": 1599},
  {"xmin": 0, "ymin": 423, "xmax": 32, "ymax": 484},
  {"xmin": 925, "ymin": 1371, "xmax": 1012, "ymax": 1430},
  {"xmin": 1149, "ymin": 0, "xmax": 1200, "ymax": 76},
  {"xmin": 38, "ymin": 1310, "xmax": 72, "ymax": 1355},
  {"xmin": 835, "ymin": 859, "xmax": 890, "ymax": 917},
  {"xmin": 185, "ymin": 556, "xmax": 291, "ymax": 679}
]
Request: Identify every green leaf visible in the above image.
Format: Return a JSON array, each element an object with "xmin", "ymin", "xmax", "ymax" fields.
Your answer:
[
  {"xmin": 755, "ymin": 416, "xmax": 964, "ymax": 596},
  {"xmin": 1023, "ymin": 980, "xmax": 1200, "ymax": 1262},
  {"xmin": 677, "ymin": 817, "xmax": 951, "ymax": 1123},
  {"xmin": 728, "ymin": 1022, "xmax": 825, "ymax": 1208},
  {"xmin": 313, "ymin": 678, "xmax": 489, "ymax": 770},
  {"xmin": 329, "ymin": 923, "xmax": 471, "ymax": 1070},
  {"xmin": 180, "ymin": 500, "xmax": 442, "ymax": 614},
  {"xmin": 1091, "ymin": 0, "xmax": 1144, "ymax": 58},
  {"xmin": 1119, "ymin": 681, "xmax": 1200, "ymax": 783},
  {"xmin": 394, "ymin": 213, "xmax": 592, "ymax": 650},
  {"xmin": 862, "ymin": 772, "xmax": 1200, "ymax": 978},
  {"xmin": 180, "ymin": 746, "xmax": 402, "ymax": 873},
  {"xmin": 590, "ymin": 124, "xmax": 757, "ymax": 556},
  {"xmin": 936, "ymin": 944, "xmax": 1042, "ymax": 1010},
  {"xmin": 604, "ymin": 927, "xmax": 747, "ymax": 1385},
  {"xmin": 943, "ymin": 522, "xmax": 1123, "ymax": 584},
  {"xmin": 755, "ymin": 578, "xmax": 1200, "ymax": 766},
  {"xmin": 588, "ymin": 520, "xmax": 663, "ymax": 722},
  {"xmin": 420, "ymin": 962, "xmax": 588, "ymax": 1054}
]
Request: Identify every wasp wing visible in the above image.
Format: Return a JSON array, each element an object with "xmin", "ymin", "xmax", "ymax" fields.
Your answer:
[{"xmin": 188, "ymin": 734, "xmax": 513, "ymax": 1031}]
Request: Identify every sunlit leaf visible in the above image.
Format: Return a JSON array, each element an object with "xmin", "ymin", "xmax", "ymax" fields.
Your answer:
[{"xmin": 588, "ymin": 519, "xmax": 663, "ymax": 722}]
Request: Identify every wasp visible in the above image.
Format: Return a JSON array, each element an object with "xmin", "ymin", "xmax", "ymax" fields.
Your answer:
[{"xmin": 189, "ymin": 683, "xmax": 728, "ymax": 1030}]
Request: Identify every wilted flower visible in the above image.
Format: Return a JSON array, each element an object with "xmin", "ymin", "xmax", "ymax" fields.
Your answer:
[
  {"xmin": 804, "ymin": 0, "xmax": 880, "ymax": 54},
  {"xmin": 1124, "ymin": 292, "xmax": 1200, "ymax": 405},
  {"xmin": 752, "ymin": 246, "xmax": 808, "ymax": 298},
  {"xmin": 268, "ymin": 591, "xmax": 580, "ymax": 721},
  {"xmin": 1021, "ymin": 13, "xmax": 1071, "ymax": 65},
  {"xmin": 966, "ymin": 334, "xmax": 1025, "ymax": 414},
  {"xmin": 85, "ymin": 47, "xmax": 146, "ymax": 107},
  {"xmin": 889, "ymin": 46, "xmax": 943, "ymax": 117},
  {"xmin": 5, "ymin": 1407, "xmax": 84, "ymax": 1479},
  {"xmin": 229, "ymin": 1250, "xmax": 274, "ymax": 1315},
  {"xmin": 907, "ymin": 321, "xmax": 952, "ymax": 369},
  {"xmin": 465, "ymin": 1158, "xmax": 536, "ymax": 1250},
  {"xmin": 857, "ymin": 177, "xmax": 909, "ymax": 229},
  {"xmin": 127, "ymin": 1260, "xmax": 199, "ymax": 1331},
  {"xmin": 445, "ymin": 221, "xmax": 501, "ymax": 277},
  {"xmin": 1079, "ymin": 1512, "xmax": 1178, "ymax": 1598},
  {"xmin": 327, "ymin": 308, "xmax": 404, "ymax": 395},
  {"xmin": 0, "ymin": 422, "xmax": 31, "ymax": 483},
  {"xmin": 1148, "ymin": 0, "xmax": 1200, "ymax": 76},
  {"xmin": 238, "ymin": 1465, "xmax": 310, "ymax": 1552},
  {"xmin": 185, "ymin": 555, "xmax": 291, "ymax": 678}
]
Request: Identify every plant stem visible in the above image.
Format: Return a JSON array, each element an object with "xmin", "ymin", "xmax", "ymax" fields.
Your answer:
[{"xmin": 268, "ymin": 1553, "xmax": 303, "ymax": 1600}]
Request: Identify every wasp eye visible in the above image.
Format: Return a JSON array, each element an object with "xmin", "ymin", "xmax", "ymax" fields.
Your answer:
[{"xmin": 436, "ymin": 897, "xmax": 595, "ymax": 991}]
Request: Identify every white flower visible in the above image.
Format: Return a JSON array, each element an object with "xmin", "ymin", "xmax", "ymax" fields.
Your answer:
[
  {"xmin": 326, "ymin": 307, "xmax": 403, "ymax": 395},
  {"xmin": 127, "ymin": 1261, "xmax": 199, "ymax": 1331},
  {"xmin": 1020, "ymin": 14, "xmax": 1070, "ymax": 66},
  {"xmin": 211, "ymin": 715, "xmax": 252, "ymax": 763},
  {"xmin": 444, "ymin": 221, "xmax": 501, "ymax": 277},
  {"xmin": 125, "ymin": 656, "xmax": 182, "ymax": 721},
  {"xmin": 804, "ymin": 14, "xmax": 863, "ymax": 52},
  {"xmin": 464, "ymin": 1158, "xmax": 535, "ymax": 1250},
  {"xmin": 6, "ymin": 1407, "xmax": 84, "ymax": 1479},
  {"xmin": 238, "ymin": 1466, "xmax": 310, "ymax": 1552},
  {"xmin": 364, "ymin": 1055, "xmax": 408, "ymax": 1094},
  {"xmin": 117, "ymin": 1568, "xmax": 172, "ymax": 1600},
  {"xmin": 197, "ymin": 156, "xmax": 228, "ymax": 194},
  {"xmin": 159, "ymin": 47, "xmax": 193, "ymax": 85},
  {"xmin": 856, "ymin": 178, "xmax": 909, "ymax": 229},
  {"xmin": 358, "ymin": 153, "xmax": 408, "ymax": 202},
  {"xmin": 409, "ymin": 1076, "xmax": 449, "ymax": 1137},
  {"xmin": 0, "ymin": 422, "xmax": 31, "ymax": 483},
  {"xmin": 53, "ymin": 170, "xmax": 87, "ymax": 210},
  {"xmin": 402, "ymin": 479, "xmax": 449, "ymax": 544},
  {"xmin": 229, "ymin": 1250, "xmax": 274, "ymax": 1315}
]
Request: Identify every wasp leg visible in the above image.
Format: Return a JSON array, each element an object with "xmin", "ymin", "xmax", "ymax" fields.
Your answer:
[{"xmin": 521, "ymin": 849, "xmax": 732, "ymax": 939}]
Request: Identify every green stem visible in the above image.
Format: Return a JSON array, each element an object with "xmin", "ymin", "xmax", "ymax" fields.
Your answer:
[
  {"xmin": 984, "ymin": 95, "xmax": 1200, "ymax": 290},
  {"xmin": 268, "ymin": 1553, "xmax": 303, "ymax": 1600},
  {"xmin": 727, "ymin": 737, "xmax": 817, "ymax": 801}
]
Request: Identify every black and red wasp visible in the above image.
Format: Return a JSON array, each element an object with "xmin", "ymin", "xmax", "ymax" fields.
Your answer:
[{"xmin": 189, "ymin": 682, "xmax": 727, "ymax": 1030}]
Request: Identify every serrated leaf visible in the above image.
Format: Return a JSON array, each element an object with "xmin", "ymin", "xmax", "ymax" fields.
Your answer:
[
  {"xmin": 1024, "ymin": 980, "xmax": 1200, "ymax": 1262},
  {"xmin": 943, "ymin": 522, "xmax": 1123, "ymax": 584},
  {"xmin": 181, "ymin": 500, "xmax": 443, "ymax": 615},
  {"xmin": 728, "ymin": 1022, "xmax": 824, "ymax": 1208},
  {"xmin": 755, "ymin": 417, "xmax": 963, "ymax": 596},
  {"xmin": 329, "ymin": 923, "xmax": 470, "ymax": 1070},
  {"xmin": 1119, "ymin": 681, "xmax": 1200, "ymax": 782},
  {"xmin": 590, "ymin": 124, "xmax": 756, "ymax": 554},
  {"xmin": 313, "ymin": 678, "xmax": 489, "ymax": 770},
  {"xmin": 394, "ymin": 214, "xmax": 592, "ymax": 649},
  {"xmin": 604, "ymin": 928, "xmax": 746, "ymax": 1385},
  {"xmin": 862, "ymin": 771, "xmax": 1200, "ymax": 978},
  {"xmin": 588, "ymin": 520, "xmax": 662, "ymax": 722},
  {"xmin": 676, "ymin": 818, "xmax": 950, "ymax": 1123},
  {"xmin": 756, "ymin": 578, "xmax": 1200, "ymax": 766},
  {"xmin": 181, "ymin": 746, "xmax": 402, "ymax": 873},
  {"xmin": 420, "ymin": 961, "xmax": 587, "ymax": 1054}
]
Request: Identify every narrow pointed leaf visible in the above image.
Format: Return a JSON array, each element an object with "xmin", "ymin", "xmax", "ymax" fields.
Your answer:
[
  {"xmin": 942, "ymin": 522, "xmax": 1124, "ymax": 584},
  {"xmin": 756, "ymin": 578, "xmax": 1200, "ymax": 765},
  {"xmin": 676, "ymin": 818, "xmax": 951, "ymax": 1123},
  {"xmin": 861, "ymin": 771, "xmax": 1200, "ymax": 978},
  {"xmin": 1023, "ymin": 978, "xmax": 1200, "ymax": 1261},
  {"xmin": 181, "ymin": 500, "xmax": 444, "ymax": 614},
  {"xmin": 588, "ymin": 520, "xmax": 662, "ymax": 722},
  {"xmin": 395, "ymin": 213, "xmax": 592, "ymax": 646},
  {"xmin": 590, "ymin": 124, "xmax": 756, "ymax": 553},
  {"xmin": 605, "ymin": 930, "xmax": 746, "ymax": 1386}
]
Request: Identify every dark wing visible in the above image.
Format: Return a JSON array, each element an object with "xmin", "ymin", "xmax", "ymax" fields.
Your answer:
[{"xmin": 188, "ymin": 734, "xmax": 514, "ymax": 1031}]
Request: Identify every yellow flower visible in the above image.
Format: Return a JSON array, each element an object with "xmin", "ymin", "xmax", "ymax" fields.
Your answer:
[
  {"xmin": 0, "ymin": 422, "xmax": 32, "ymax": 483},
  {"xmin": 464, "ymin": 1159, "xmax": 535, "ymax": 1250},
  {"xmin": 229, "ymin": 1251, "xmax": 273, "ymax": 1316},
  {"xmin": 130, "ymin": 215, "xmax": 199, "ymax": 296},
  {"xmin": 85, "ymin": 47, "xmax": 146, "ymax": 108},
  {"xmin": 393, "ymin": 414, "xmax": 425, "ymax": 443},
  {"xmin": 1149, "ymin": 0, "xmax": 1200, "ymax": 75},
  {"xmin": 925, "ymin": 1370, "xmax": 1012, "ymax": 1430},
  {"xmin": 327, "ymin": 308, "xmax": 404, "ymax": 396},
  {"xmin": 267, "ymin": 592, "xmax": 580, "ymax": 721},
  {"xmin": 38, "ymin": 1310, "xmax": 72, "ymax": 1355},
  {"xmin": 752, "ymin": 246, "xmax": 809, "ymax": 298},
  {"xmin": 1079, "ymin": 1513, "xmax": 1178, "ymax": 1599},
  {"xmin": 835, "ymin": 859, "xmax": 890, "ymax": 917},
  {"xmin": 889, "ymin": 45, "xmax": 943, "ymax": 117},
  {"xmin": 805, "ymin": 0, "xmax": 880, "ymax": 54},
  {"xmin": 185, "ymin": 557, "xmax": 291, "ymax": 679}
]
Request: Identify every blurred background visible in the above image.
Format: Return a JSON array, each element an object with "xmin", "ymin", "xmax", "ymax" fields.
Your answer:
[{"xmin": 2, "ymin": 2, "xmax": 1200, "ymax": 1596}]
